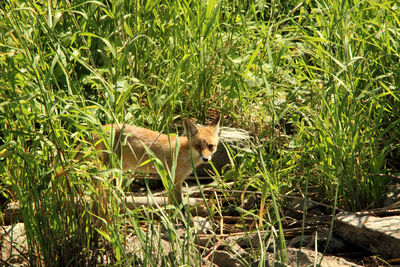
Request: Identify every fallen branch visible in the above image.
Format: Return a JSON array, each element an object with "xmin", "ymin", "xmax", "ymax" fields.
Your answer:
[{"xmin": 369, "ymin": 173, "xmax": 400, "ymax": 182}]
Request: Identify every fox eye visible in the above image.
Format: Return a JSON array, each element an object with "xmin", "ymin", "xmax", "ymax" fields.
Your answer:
[
  {"xmin": 208, "ymin": 144, "xmax": 214, "ymax": 150},
  {"xmin": 195, "ymin": 144, "xmax": 202, "ymax": 149}
]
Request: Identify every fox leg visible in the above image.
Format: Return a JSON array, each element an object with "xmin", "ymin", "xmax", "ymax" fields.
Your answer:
[
  {"xmin": 167, "ymin": 177, "xmax": 184, "ymax": 206},
  {"xmin": 174, "ymin": 181, "xmax": 183, "ymax": 205}
]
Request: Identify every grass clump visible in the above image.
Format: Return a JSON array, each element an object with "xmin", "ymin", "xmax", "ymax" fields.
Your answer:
[{"xmin": 1, "ymin": 0, "xmax": 399, "ymax": 265}]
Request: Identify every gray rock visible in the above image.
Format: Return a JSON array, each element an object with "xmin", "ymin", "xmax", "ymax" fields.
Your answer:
[
  {"xmin": 289, "ymin": 227, "xmax": 346, "ymax": 253},
  {"xmin": 196, "ymin": 127, "xmax": 253, "ymax": 176},
  {"xmin": 251, "ymin": 248, "xmax": 362, "ymax": 267},
  {"xmin": 212, "ymin": 250, "xmax": 244, "ymax": 267},
  {"xmin": 383, "ymin": 182, "xmax": 400, "ymax": 207},
  {"xmin": 0, "ymin": 223, "xmax": 28, "ymax": 266},
  {"xmin": 192, "ymin": 216, "xmax": 215, "ymax": 234}
]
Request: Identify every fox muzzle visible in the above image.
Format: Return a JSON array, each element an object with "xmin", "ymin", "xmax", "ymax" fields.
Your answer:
[{"xmin": 201, "ymin": 156, "xmax": 211, "ymax": 162}]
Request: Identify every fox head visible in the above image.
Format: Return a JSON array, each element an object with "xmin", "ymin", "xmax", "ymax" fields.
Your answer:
[{"xmin": 184, "ymin": 114, "xmax": 221, "ymax": 164}]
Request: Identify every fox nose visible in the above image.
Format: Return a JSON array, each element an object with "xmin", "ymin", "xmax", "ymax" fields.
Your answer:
[{"xmin": 202, "ymin": 157, "xmax": 210, "ymax": 162}]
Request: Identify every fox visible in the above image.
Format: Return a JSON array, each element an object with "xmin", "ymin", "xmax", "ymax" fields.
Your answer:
[{"xmin": 92, "ymin": 114, "xmax": 221, "ymax": 205}]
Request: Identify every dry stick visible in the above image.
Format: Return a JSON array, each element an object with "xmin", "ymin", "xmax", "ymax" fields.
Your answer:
[
  {"xmin": 210, "ymin": 214, "xmax": 331, "ymax": 236},
  {"xmin": 369, "ymin": 173, "xmax": 400, "ymax": 182},
  {"xmin": 388, "ymin": 258, "xmax": 400, "ymax": 264},
  {"xmin": 214, "ymin": 216, "xmax": 256, "ymax": 223},
  {"xmin": 203, "ymin": 239, "xmax": 224, "ymax": 261},
  {"xmin": 354, "ymin": 207, "xmax": 400, "ymax": 217},
  {"xmin": 197, "ymin": 225, "xmax": 318, "ymax": 241},
  {"xmin": 199, "ymin": 187, "xmax": 346, "ymax": 212},
  {"xmin": 198, "ymin": 186, "xmax": 400, "ymax": 221},
  {"xmin": 288, "ymin": 1, "xmax": 305, "ymax": 16}
]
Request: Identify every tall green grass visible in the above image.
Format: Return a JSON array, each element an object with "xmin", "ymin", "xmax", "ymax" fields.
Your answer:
[{"xmin": 1, "ymin": 0, "xmax": 399, "ymax": 265}]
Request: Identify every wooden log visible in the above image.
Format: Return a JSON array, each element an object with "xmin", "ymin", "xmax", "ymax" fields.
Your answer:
[
  {"xmin": 334, "ymin": 212, "xmax": 400, "ymax": 258},
  {"xmin": 122, "ymin": 195, "xmax": 205, "ymax": 209},
  {"xmin": 0, "ymin": 197, "xmax": 206, "ymax": 225}
]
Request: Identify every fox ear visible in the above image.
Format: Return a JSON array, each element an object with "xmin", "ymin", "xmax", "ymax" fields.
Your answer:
[
  {"xmin": 184, "ymin": 118, "xmax": 199, "ymax": 137},
  {"xmin": 210, "ymin": 113, "xmax": 221, "ymax": 129}
]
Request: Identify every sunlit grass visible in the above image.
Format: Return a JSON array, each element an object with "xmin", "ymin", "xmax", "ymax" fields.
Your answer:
[{"xmin": 1, "ymin": 0, "xmax": 399, "ymax": 265}]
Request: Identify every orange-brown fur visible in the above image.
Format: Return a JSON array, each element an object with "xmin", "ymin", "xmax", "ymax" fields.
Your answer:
[{"xmin": 95, "ymin": 115, "xmax": 220, "ymax": 205}]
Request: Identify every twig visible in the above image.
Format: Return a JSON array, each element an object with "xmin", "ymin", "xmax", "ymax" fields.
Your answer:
[
  {"xmin": 288, "ymin": 1, "xmax": 305, "ymax": 16},
  {"xmin": 196, "ymin": 187, "xmax": 345, "ymax": 212},
  {"xmin": 353, "ymin": 208, "xmax": 400, "ymax": 217},
  {"xmin": 203, "ymin": 239, "xmax": 223, "ymax": 261},
  {"xmin": 369, "ymin": 173, "xmax": 400, "ymax": 182}
]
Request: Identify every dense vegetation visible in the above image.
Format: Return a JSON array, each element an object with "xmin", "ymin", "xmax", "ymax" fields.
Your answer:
[{"xmin": 1, "ymin": 0, "xmax": 399, "ymax": 265}]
